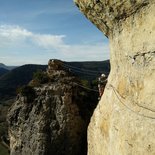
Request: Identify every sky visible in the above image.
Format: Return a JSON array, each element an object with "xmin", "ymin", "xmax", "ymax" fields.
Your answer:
[{"xmin": 0, "ymin": 0, "xmax": 109, "ymax": 65}]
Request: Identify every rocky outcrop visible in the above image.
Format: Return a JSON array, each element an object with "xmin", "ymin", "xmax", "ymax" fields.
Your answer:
[
  {"xmin": 75, "ymin": 0, "xmax": 155, "ymax": 155},
  {"xmin": 7, "ymin": 59, "xmax": 98, "ymax": 155}
]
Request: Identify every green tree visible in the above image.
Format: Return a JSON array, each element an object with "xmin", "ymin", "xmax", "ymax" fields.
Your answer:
[
  {"xmin": 17, "ymin": 85, "xmax": 36, "ymax": 103},
  {"xmin": 33, "ymin": 70, "xmax": 49, "ymax": 84}
]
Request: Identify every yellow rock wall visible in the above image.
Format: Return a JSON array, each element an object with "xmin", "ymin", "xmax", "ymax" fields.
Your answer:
[{"xmin": 74, "ymin": 0, "xmax": 155, "ymax": 154}]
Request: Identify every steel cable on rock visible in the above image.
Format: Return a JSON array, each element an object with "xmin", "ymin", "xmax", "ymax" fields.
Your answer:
[
  {"xmin": 61, "ymin": 62, "xmax": 103, "ymax": 75},
  {"xmin": 73, "ymin": 82, "xmax": 99, "ymax": 92},
  {"xmin": 59, "ymin": 62, "xmax": 108, "ymax": 93},
  {"xmin": 64, "ymin": 67, "xmax": 99, "ymax": 77},
  {"xmin": 108, "ymin": 84, "xmax": 155, "ymax": 120}
]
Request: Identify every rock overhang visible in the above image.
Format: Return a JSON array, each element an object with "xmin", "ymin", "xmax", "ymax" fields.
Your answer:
[
  {"xmin": 74, "ymin": 0, "xmax": 150, "ymax": 37},
  {"xmin": 74, "ymin": 0, "xmax": 155, "ymax": 155}
]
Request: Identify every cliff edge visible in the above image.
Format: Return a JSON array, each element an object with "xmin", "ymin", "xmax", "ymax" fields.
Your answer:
[
  {"xmin": 75, "ymin": 0, "xmax": 155, "ymax": 155},
  {"xmin": 7, "ymin": 60, "xmax": 98, "ymax": 155}
]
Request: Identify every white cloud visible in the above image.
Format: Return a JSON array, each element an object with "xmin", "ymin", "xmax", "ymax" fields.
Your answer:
[
  {"xmin": 0, "ymin": 25, "xmax": 65, "ymax": 48},
  {"xmin": 0, "ymin": 25, "xmax": 109, "ymax": 65},
  {"xmin": 0, "ymin": 25, "xmax": 31, "ymax": 41},
  {"xmin": 57, "ymin": 43, "xmax": 109, "ymax": 61},
  {"xmin": 32, "ymin": 34, "xmax": 66, "ymax": 49}
]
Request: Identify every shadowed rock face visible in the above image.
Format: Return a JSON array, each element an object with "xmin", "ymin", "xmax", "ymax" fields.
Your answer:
[
  {"xmin": 7, "ymin": 60, "xmax": 98, "ymax": 155},
  {"xmin": 75, "ymin": 0, "xmax": 155, "ymax": 155},
  {"xmin": 74, "ymin": 0, "xmax": 150, "ymax": 37}
]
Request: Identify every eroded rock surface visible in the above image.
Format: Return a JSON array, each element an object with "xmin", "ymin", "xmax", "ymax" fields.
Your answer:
[
  {"xmin": 75, "ymin": 0, "xmax": 155, "ymax": 155},
  {"xmin": 7, "ymin": 60, "xmax": 97, "ymax": 155}
]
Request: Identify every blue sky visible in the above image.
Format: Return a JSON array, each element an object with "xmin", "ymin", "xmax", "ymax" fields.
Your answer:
[{"xmin": 0, "ymin": 0, "xmax": 109, "ymax": 65}]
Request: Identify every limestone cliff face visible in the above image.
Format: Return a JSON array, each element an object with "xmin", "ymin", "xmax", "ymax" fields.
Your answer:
[
  {"xmin": 75, "ymin": 0, "xmax": 155, "ymax": 155},
  {"xmin": 7, "ymin": 60, "xmax": 97, "ymax": 155}
]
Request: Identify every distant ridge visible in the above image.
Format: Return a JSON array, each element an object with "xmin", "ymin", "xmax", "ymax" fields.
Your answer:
[
  {"xmin": 0, "ymin": 60, "xmax": 110, "ymax": 100},
  {"xmin": 0, "ymin": 68, "xmax": 9, "ymax": 77},
  {"xmin": 0, "ymin": 64, "xmax": 47, "ymax": 100},
  {"xmin": 0, "ymin": 63, "xmax": 17, "ymax": 70}
]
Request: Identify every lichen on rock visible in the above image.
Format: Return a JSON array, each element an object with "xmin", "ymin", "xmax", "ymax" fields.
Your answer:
[{"xmin": 7, "ymin": 59, "xmax": 97, "ymax": 155}]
